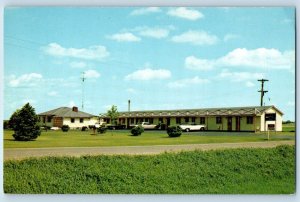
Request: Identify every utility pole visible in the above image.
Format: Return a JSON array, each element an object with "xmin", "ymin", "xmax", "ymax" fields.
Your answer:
[
  {"xmin": 81, "ymin": 72, "xmax": 85, "ymax": 110},
  {"xmin": 258, "ymin": 79, "xmax": 268, "ymax": 106}
]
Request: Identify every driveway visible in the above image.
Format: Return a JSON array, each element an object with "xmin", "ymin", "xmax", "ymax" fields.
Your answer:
[{"xmin": 4, "ymin": 140, "xmax": 294, "ymax": 161}]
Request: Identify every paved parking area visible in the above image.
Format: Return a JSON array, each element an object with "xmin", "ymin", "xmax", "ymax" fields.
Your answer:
[{"xmin": 4, "ymin": 140, "xmax": 294, "ymax": 161}]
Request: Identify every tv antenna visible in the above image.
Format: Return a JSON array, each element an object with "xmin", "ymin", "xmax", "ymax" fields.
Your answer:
[{"xmin": 81, "ymin": 72, "xmax": 85, "ymax": 110}]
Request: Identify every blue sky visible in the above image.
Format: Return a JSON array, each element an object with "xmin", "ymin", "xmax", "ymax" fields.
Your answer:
[{"xmin": 4, "ymin": 7, "xmax": 295, "ymax": 120}]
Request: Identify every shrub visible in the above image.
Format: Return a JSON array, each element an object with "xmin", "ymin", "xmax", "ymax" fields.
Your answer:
[
  {"xmin": 9, "ymin": 103, "xmax": 41, "ymax": 141},
  {"xmin": 167, "ymin": 125, "xmax": 182, "ymax": 138},
  {"xmin": 97, "ymin": 126, "xmax": 107, "ymax": 134},
  {"xmin": 81, "ymin": 126, "xmax": 88, "ymax": 131},
  {"xmin": 3, "ymin": 120, "xmax": 10, "ymax": 129},
  {"xmin": 131, "ymin": 125, "xmax": 144, "ymax": 136},
  {"xmin": 61, "ymin": 125, "xmax": 70, "ymax": 132}
]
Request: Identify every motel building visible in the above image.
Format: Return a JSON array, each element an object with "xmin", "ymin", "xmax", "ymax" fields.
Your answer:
[
  {"xmin": 38, "ymin": 106, "xmax": 98, "ymax": 129},
  {"xmin": 101, "ymin": 105, "xmax": 283, "ymax": 132}
]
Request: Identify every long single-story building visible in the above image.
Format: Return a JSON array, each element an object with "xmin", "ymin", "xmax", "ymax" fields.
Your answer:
[
  {"xmin": 38, "ymin": 106, "xmax": 98, "ymax": 129},
  {"xmin": 100, "ymin": 105, "xmax": 283, "ymax": 132}
]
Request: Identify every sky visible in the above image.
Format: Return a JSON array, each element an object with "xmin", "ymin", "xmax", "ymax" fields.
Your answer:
[{"xmin": 3, "ymin": 7, "xmax": 295, "ymax": 120}]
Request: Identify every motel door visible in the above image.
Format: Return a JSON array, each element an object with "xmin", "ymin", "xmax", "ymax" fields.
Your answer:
[
  {"xmin": 235, "ymin": 117, "xmax": 241, "ymax": 131},
  {"xmin": 166, "ymin": 118, "xmax": 170, "ymax": 126},
  {"xmin": 227, "ymin": 117, "xmax": 232, "ymax": 131}
]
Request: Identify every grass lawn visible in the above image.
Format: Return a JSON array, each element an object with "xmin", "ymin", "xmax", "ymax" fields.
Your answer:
[
  {"xmin": 4, "ymin": 129, "xmax": 295, "ymax": 149},
  {"xmin": 4, "ymin": 145, "xmax": 295, "ymax": 194},
  {"xmin": 282, "ymin": 123, "xmax": 295, "ymax": 132}
]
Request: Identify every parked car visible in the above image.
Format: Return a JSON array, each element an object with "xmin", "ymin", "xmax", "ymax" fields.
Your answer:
[
  {"xmin": 179, "ymin": 123, "xmax": 206, "ymax": 132},
  {"xmin": 134, "ymin": 122, "xmax": 158, "ymax": 130}
]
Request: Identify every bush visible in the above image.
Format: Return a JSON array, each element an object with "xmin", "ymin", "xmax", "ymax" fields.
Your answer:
[
  {"xmin": 167, "ymin": 126, "xmax": 182, "ymax": 138},
  {"xmin": 131, "ymin": 125, "xmax": 144, "ymax": 136},
  {"xmin": 81, "ymin": 126, "xmax": 88, "ymax": 131},
  {"xmin": 61, "ymin": 125, "xmax": 70, "ymax": 132},
  {"xmin": 9, "ymin": 103, "xmax": 41, "ymax": 141},
  {"xmin": 97, "ymin": 126, "xmax": 107, "ymax": 134},
  {"xmin": 3, "ymin": 120, "xmax": 10, "ymax": 129}
]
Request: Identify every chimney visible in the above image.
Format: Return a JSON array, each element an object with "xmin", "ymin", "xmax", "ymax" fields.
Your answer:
[
  {"xmin": 128, "ymin": 100, "xmax": 131, "ymax": 112},
  {"xmin": 72, "ymin": 106, "xmax": 78, "ymax": 112}
]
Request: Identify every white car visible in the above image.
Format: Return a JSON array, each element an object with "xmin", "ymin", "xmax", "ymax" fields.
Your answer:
[
  {"xmin": 135, "ymin": 122, "xmax": 158, "ymax": 129},
  {"xmin": 179, "ymin": 124, "xmax": 206, "ymax": 132}
]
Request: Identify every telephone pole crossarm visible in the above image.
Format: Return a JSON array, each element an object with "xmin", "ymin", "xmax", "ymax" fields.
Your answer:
[{"xmin": 258, "ymin": 79, "xmax": 269, "ymax": 106}]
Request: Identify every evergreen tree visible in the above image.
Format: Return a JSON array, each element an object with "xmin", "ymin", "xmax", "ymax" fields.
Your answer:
[{"xmin": 9, "ymin": 103, "xmax": 41, "ymax": 141}]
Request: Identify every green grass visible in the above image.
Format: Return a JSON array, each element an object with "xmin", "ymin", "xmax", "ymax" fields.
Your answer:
[
  {"xmin": 4, "ymin": 145, "xmax": 295, "ymax": 194},
  {"xmin": 282, "ymin": 123, "xmax": 295, "ymax": 132},
  {"xmin": 4, "ymin": 129, "xmax": 294, "ymax": 148}
]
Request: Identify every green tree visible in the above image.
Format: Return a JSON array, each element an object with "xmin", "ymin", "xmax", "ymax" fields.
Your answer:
[
  {"xmin": 106, "ymin": 105, "xmax": 119, "ymax": 125},
  {"xmin": 9, "ymin": 103, "xmax": 41, "ymax": 141}
]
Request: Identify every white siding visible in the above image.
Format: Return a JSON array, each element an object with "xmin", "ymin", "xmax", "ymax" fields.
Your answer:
[
  {"xmin": 260, "ymin": 107, "xmax": 283, "ymax": 132},
  {"xmin": 63, "ymin": 117, "xmax": 98, "ymax": 129}
]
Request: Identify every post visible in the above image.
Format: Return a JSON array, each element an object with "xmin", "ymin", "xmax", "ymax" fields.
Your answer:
[
  {"xmin": 258, "ymin": 79, "xmax": 268, "ymax": 106},
  {"xmin": 128, "ymin": 100, "xmax": 131, "ymax": 112}
]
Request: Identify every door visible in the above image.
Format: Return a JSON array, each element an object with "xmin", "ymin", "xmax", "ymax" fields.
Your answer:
[
  {"xmin": 166, "ymin": 118, "xmax": 170, "ymax": 126},
  {"xmin": 227, "ymin": 117, "xmax": 232, "ymax": 131},
  {"xmin": 235, "ymin": 117, "xmax": 241, "ymax": 131}
]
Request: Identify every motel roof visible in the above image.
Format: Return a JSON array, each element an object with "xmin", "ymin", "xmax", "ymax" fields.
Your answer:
[
  {"xmin": 100, "ymin": 105, "xmax": 283, "ymax": 118},
  {"xmin": 38, "ymin": 107, "xmax": 96, "ymax": 118}
]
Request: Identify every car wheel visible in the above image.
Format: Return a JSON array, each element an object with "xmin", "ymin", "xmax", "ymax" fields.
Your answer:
[
  {"xmin": 185, "ymin": 128, "xmax": 190, "ymax": 132},
  {"xmin": 200, "ymin": 127, "xmax": 204, "ymax": 131}
]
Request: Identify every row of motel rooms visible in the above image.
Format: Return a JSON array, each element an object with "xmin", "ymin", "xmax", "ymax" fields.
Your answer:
[
  {"xmin": 38, "ymin": 105, "xmax": 283, "ymax": 131},
  {"xmin": 100, "ymin": 105, "xmax": 283, "ymax": 132}
]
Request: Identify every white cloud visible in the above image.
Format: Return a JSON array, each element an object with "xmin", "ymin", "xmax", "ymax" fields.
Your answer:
[
  {"xmin": 130, "ymin": 7, "xmax": 161, "ymax": 16},
  {"xmin": 218, "ymin": 69, "xmax": 263, "ymax": 88},
  {"xmin": 70, "ymin": 61, "xmax": 87, "ymax": 68},
  {"xmin": 167, "ymin": 76, "xmax": 210, "ymax": 88},
  {"xmin": 245, "ymin": 81, "xmax": 255, "ymax": 88},
  {"xmin": 48, "ymin": 91, "xmax": 58, "ymax": 96},
  {"xmin": 185, "ymin": 56, "xmax": 214, "ymax": 71},
  {"xmin": 125, "ymin": 68, "xmax": 171, "ymax": 81},
  {"xmin": 8, "ymin": 73, "xmax": 43, "ymax": 87},
  {"xmin": 218, "ymin": 48, "xmax": 294, "ymax": 69},
  {"xmin": 185, "ymin": 48, "xmax": 295, "ymax": 70},
  {"xmin": 126, "ymin": 88, "xmax": 137, "ymax": 94},
  {"xmin": 137, "ymin": 27, "xmax": 170, "ymax": 39},
  {"xmin": 84, "ymin": 70, "xmax": 101, "ymax": 79},
  {"xmin": 167, "ymin": 7, "xmax": 204, "ymax": 21},
  {"xmin": 224, "ymin": 34, "xmax": 239, "ymax": 42},
  {"xmin": 171, "ymin": 30, "xmax": 218, "ymax": 45},
  {"xmin": 108, "ymin": 32, "xmax": 141, "ymax": 42},
  {"xmin": 43, "ymin": 43, "xmax": 110, "ymax": 60}
]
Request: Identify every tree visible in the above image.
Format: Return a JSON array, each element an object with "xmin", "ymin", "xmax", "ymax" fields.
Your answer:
[
  {"xmin": 9, "ymin": 103, "xmax": 41, "ymax": 141},
  {"xmin": 106, "ymin": 105, "xmax": 119, "ymax": 125}
]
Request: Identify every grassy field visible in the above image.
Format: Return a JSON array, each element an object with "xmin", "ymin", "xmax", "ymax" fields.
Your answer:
[
  {"xmin": 3, "ymin": 129, "xmax": 294, "ymax": 148},
  {"xmin": 4, "ymin": 145, "xmax": 295, "ymax": 194},
  {"xmin": 282, "ymin": 123, "xmax": 295, "ymax": 132}
]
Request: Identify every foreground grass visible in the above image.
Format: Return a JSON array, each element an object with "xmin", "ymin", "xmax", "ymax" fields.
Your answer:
[
  {"xmin": 4, "ymin": 130, "xmax": 294, "ymax": 149},
  {"xmin": 4, "ymin": 145, "xmax": 295, "ymax": 194}
]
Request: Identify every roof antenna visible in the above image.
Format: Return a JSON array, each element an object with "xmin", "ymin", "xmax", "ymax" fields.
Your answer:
[{"xmin": 81, "ymin": 72, "xmax": 85, "ymax": 110}]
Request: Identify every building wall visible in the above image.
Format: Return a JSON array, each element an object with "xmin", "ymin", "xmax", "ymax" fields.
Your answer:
[
  {"xmin": 63, "ymin": 117, "xmax": 98, "ymax": 129},
  {"xmin": 260, "ymin": 108, "xmax": 282, "ymax": 131}
]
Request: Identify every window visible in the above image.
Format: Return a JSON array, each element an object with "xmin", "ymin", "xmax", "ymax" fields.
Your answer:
[
  {"xmin": 149, "ymin": 118, "xmax": 153, "ymax": 124},
  {"xmin": 216, "ymin": 117, "xmax": 222, "ymax": 124},
  {"xmin": 176, "ymin": 117, "xmax": 181, "ymax": 124},
  {"xmin": 265, "ymin": 113, "xmax": 276, "ymax": 121},
  {"xmin": 246, "ymin": 116, "xmax": 253, "ymax": 124},
  {"xmin": 145, "ymin": 118, "xmax": 149, "ymax": 122},
  {"xmin": 185, "ymin": 117, "xmax": 189, "ymax": 123},
  {"xmin": 47, "ymin": 116, "xmax": 52, "ymax": 123},
  {"xmin": 43, "ymin": 117, "xmax": 46, "ymax": 123},
  {"xmin": 71, "ymin": 118, "xmax": 75, "ymax": 123},
  {"xmin": 80, "ymin": 118, "xmax": 84, "ymax": 123},
  {"xmin": 159, "ymin": 118, "xmax": 163, "ymax": 123},
  {"xmin": 130, "ymin": 118, "xmax": 134, "ymax": 124},
  {"xmin": 200, "ymin": 117, "xmax": 205, "ymax": 124},
  {"xmin": 191, "ymin": 117, "xmax": 196, "ymax": 123}
]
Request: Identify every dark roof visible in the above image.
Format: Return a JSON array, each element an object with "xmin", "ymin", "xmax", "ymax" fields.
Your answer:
[
  {"xmin": 100, "ymin": 105, "xmax": 283, "ymax": 118},
  {"xmin": 38, "ymin": 107, "xmax": 96, "ymax": 118}
]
